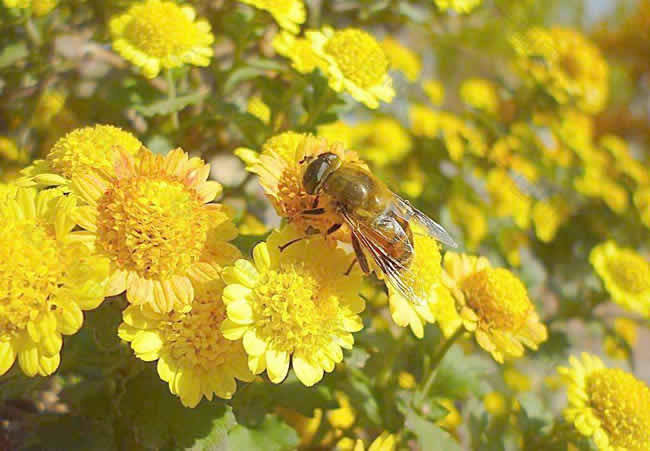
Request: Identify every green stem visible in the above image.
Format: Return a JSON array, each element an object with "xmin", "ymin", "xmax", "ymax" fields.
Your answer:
[
  {"xmin": 303, "ymin": 88, "xmax": 334, "ymax": 130},
  {"xmin": 378, "ymin": 331, "xmax": 408, "ymax": 388},
  {"xmin": 166, "ymin": 69, "xmax": 179, "ymax": 129},
  {"xmin": 415, "ymin": 327, "xmax": 463, "ymax": 407}
]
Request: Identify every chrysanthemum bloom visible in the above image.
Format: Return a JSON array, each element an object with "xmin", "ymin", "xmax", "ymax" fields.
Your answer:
[
  {"xmin": 422, "ymin": 79, "xmax": 445, "ymax": 106},
  {"xmin": 381, "ymin": 37, "xmax": 421, "ymax": 82},
  {"xmin": 0, "ymin": 188, "xmax": 109, "ymax": 377},
  {"xmin": 109, "ymin": 0, "xmax": 214, "ymax": 79},
  {"xmin": 72, "ymin": 147, "xmax": 229, "ymax": 313},
  {"xmin": 634, "ymin": 187, "xmax": 650, "ymax": 229},
  {"xmin": 558, "ymin": 353, "xmax": 650, "ymax": 450},
  {"xmin": 307, "ymin": 27, "xmax": 395, "ymax": 109},
  {"xmin": 236, "ymin": 132, "xmax": 364, "ymax": 241},
  {"xmin": 486, "ymin": 168, "xmax": 532, "ymax": 229},
  {"xmin": 574, "ymin": 167, "xmax": 628, "ymax": 214},
  {"xmin": 442, "ymin": 252, "xmax": 547, "ymax": 363},
  {"xmin": 449, "ymin": 196, "xmax": 487, "ymax": 251},
  {"xmin": 460, "ymin": 78, "xmax": 499, "ymax": 114},
  {"xmin": 434, "ymin": 0, "xmax": 482, "ymax": 14},
  {"xmin": 117, "ymin": 239, "xmax": 253, "ymax": 407},
  {"xmin": 221, "ymin": 226, "xmax": 364, "ymax": 386},
  {"xmin": 18, "ymin": 125, "xmax": 143, "ymax": 189},
  {"xmin": 603, "ymin": 318, "xmax": 638, "ymax": 361},
  {"xmin": 238, "ymin": 0, "xmax": 306, "ymax": 34},
  {"xmin": 272, "ymin": 31, "xmax": 326, "ymax": 74},
  {"xmin": 532, "ymin": 197, "xmax": 569, "ymax": 243},
  {"xmin": 511, "ymin": 27, "xmax": 609, "ymax": 114},
  {"xmin": 590, "ymin": 241, "xmax": 650, "ymax": 318}
]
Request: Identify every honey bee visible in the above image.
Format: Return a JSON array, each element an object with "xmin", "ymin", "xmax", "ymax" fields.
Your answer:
[{"xmin": 300, "ymin": 152, "xmax": 457, "ymax": 306}]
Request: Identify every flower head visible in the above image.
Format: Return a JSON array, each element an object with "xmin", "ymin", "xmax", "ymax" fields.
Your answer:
[
  {"xmin": 273, "ymin": 31, "xmax": 325, "ymax": 74},
  {"xmin": 221, "ymin": 226, "xmax": 364, "ymax": 386},
  {"xmin": 486, "ymin": 168, "xmax": 532, "ymax": 228},
  {"xmin": 109, "ymin": 0, "xmax": 214, "ymax": 78},
  {"xmin": 0, "ymin": 188, "xmax": 109, "ymax": 377},
  {"xmin": 381, "ymin": 37, "xmax": 421, "ymax": 82},
  {"xmin": 460, "ymin": 78, "xmax": 499, "ymax": 114},
  {"xmin": 423, "ymin": 80, "xmax": 445, "ymax": 106},
  {"xmin": 443, "ymin": 252, "xmax": 547, "ymax": 362},
  {"xmin": 247, "ymin": 95, "xmax": 271, "ymax": 124},
  {"xmin": 307, "ymin": 27, "xmax": 395, "ymax": 109},
  {"xmin": 73, "ymin": 147, "xmax": 232, "ymax": 313},
  {"xmin": 449, "ymin": 196, "xmax": 487, "ymax": 251},
  {"xmin": 532, "ymin": 197, "xmax": 569, "ymax": 243},
  {"xmin": 347, "ymin": 432, "xmax": 396, "ymax": 451},
  {"xmin": 434, "ymin": 0, "xmax": 482, "ymax": 14},
  {"xmin": 604, "ymin": 318, "xmax": 638, "ymax": 361},
  {"xmin": 353, "ymin": 118, "xmax": 412, "ymax": 167},
  {"xmin": 558, "ymin": 353, "xmax": 650, "ymax": 450},
  {"xmin": 590, "ymin": 241, "xmax": 650, "ymax": 318},
  {"xmin": 238, "ymin": 0, "xmax": 306, "ymax": 34}
]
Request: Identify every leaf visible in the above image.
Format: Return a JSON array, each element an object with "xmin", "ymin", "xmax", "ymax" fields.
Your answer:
[
  {"xmin": 227, "ymin": 414, "xmax": 299, "ymax": 451},
  {"xmin": 146, "ymin": 135, "xmax": 173, "ymax": 155},
  {"xmin": 223, "ymin": 67, "xmax": 270, "ymax": 94},
  {"xmin": 133, "ymin": 92, "xmax": 205, "ymax": 117},
  {"xmin": 430, "ymin": 346, "xmax": 492, "ymax": 399},
  {"xmin": 405, "ymin": 409, "xmax": 461, "ymax": 451},
  {"xmin": 0, "ymin": 42, "xmax": 28, "ymax": 69}
]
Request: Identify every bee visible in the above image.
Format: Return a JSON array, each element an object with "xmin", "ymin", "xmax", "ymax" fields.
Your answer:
[{"xmin": 300, "ymin": 152, "xmax": 457, "ymax": 306}]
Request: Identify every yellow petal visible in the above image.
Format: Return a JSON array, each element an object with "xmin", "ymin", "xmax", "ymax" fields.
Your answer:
[
  {"xmin": 293, "ymin": 354, "xmax": 324, "ymax": 386},
  {"xmin": 243, "ymin": 329, "xmax": 267, "ymax": 356},
  {"xmin": 131, "ymin": 331, "xmax": 163, "ymax": 360},
  {"xmin": 18, "ymin": 345, "xmax": 40, "ymax": 377},
  {"xmin": 0, "ymin": 341, "xmax": 16, "ymax": 375},
  {"xmin": 221, "ymin": 319, "xmax": 248, "ymax": 340},
  {"xmin": 107, "ymin": 269, "xmax": 128, "ymax": 296},
  {"xmin": 222, "ymin": 284, "xmax": 253, "ymax": 306},
  {"xmin": 265, "ymin": 348, "xmax": 290, "ymax": 384},
  {"xmin": 226, "ymin": 299, "xmax": 254, "ymax": 325},
  {"xmin": 57, "ymin": 301, "xmax": 84, "ymax": 335}
]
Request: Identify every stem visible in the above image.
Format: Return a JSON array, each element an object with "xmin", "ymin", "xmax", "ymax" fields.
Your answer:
[
  {"xmin": 303, "ymin": 88, "xmax": 334, "ymax": 130},
  {"xmin": 378, "ymin": 331, "xmax": 408, "ymax": 388},
  {"xmin": 415, "ymin": 327, "xmax": 463, "ymax": 407},
  {"xmin": 166, "ymin": 69, "xmax": 179, "ymax": 129}
]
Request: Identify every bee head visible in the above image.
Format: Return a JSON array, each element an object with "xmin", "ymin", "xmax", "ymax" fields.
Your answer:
[{"xmin": 301, "ymin": 152, "xmax": 342, "ymax": 195}]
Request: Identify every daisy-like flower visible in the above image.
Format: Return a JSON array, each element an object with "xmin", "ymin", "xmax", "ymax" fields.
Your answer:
[
  {"xmin": 109, "ymin": 0, "xmax": 214, "ymax": 79},
  {"xmin": 459, "ymin": 78, "xmax": 499, "ymax": 115},
  {"xmin": 381, "ymin": 37, "xmax": 421, "ymax": 82},
  {"xmin": 0, "ymin": 188, "xmax": 109, "ymax": 377},
  {"xmin": 272, "ymin": 31, "xmax": 326, "ymax": 74},
  {"xmin": 236, "ymin": 132, "xmax": 364, "ymax": 241},
  {"xmin": 220, "ymin": 225, "xmax": 365, "ymax": 386},
  {"xmin": 238, "ymin": 0, "xmax": 306, "ymax": 34},
  {"xmin": 442, "ymin": 252, "xmax": 547, "ymax": 363},
  {"xmin": 307, "ymin": 27, "xmax": 395, "ymax": 109},
  {"xmin": 558, "ymin": 353, "xmax": 650, "ymax": 450},
  {"xmin": 18, "ymin": 125, "xmax": 143, "ymax": 188},
  {"xmin": 72, "ymin": 147, "xmax": 230, "ymax": 313},
  {"xmin": 117, "ymin": 235, "xmax": 253, "ymax": 407},
  {"xmin": 590, "ymin": 241, "xmax": 650, "ymax": 318},
  {"xmin": 434, "ymin": 0, "xmax": 482, "ymax": 14}
]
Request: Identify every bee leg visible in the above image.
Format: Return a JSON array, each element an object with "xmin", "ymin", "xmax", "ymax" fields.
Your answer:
[
  {"xmin": 301, "ymin": 207, "xmax": 325, "ymax": 215},
  {"xmin": 311, "ymin": 195, "xmax": 320, "ymax": 209},
  {"xmin": 326, "ymin": 223, "xmax": 342, "ymax": 235},
  {"xmin": 278, "ymin": 237, "xmax": 304, "ymax": 252},
  {"xmin": 350, "ymin": 234, "xmax": 370, "ymax": 274},
  {"xmin": 344, "ymin": 259, "xmax": 357, "ymax": 276}
]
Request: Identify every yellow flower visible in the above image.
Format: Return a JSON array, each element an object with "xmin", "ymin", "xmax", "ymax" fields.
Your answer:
[
  {"xmin": 532, "ymin": 197, "xmax": 569, "ymax": 243},
  {"xmin": 220, "ymin": 226, "xmax": 365, "ymax": 386},
  {"xmin": 604, "ymin": 318, "xmax": 638, "ymax": 361},
  {"xmin": 449, "ymin": 196, "xmax": 487, "ymax": 251},
  {"xmin": 247, "ymin": 95, "xmax": 271, "ymax": 124},
  {"xmin": 317, "ymin": 120, "xmax": 358, "ymax": 149},
  {"xmin": 600, "ymin": 135, "xmax": 648, "ymax": 186},
  {"xmin": 575, "ymin": 167, "xmax": 628, "ymax": 214},
  {"xmin": 503, "ymin": 367, "xmax": 531, "ymax": 392},
  {"xmin": 422, "ymin": 79, "xmax": 444, "ymax": 106},
  {"xmin": 590, "ymin": 241, "xmax": 650, "ymax": 318},
  {"xmin": 434, "ymin": 0, "xmax": 482, "ymax": 14},
  {"xmin": 238, "ymin": 213, "xmax": 269, "ymax": 236},
  {"xmin": 353, "ymin": 118, "xmax": 412, "ymax": 167},
  {"xmin": 443, "ymin": 252, "xmax": 547, "ymax": 363},
  {"xmin": 273, "ymin": 31, "xmax": 325, "ymax": 74},
  {"xmin": 32, "ymin": 90, "xmax": 66, "ymax": 129},
  {"xmin": 459, "ymin": 78, "xmax": 499, "ymax": 114},
  {"xmin": 328, "ymin": 391, "xmax": 356, "ymax": 429},
  {"xmin": 511, "ymin": 27, "xmax": 609, "ymax": 113},
  {"xmin": 483, "ymin": 391, "xmax": 507, "ymax": 416},
  {"xmin": 0, "ymin": 188, "xmax": 109, "ymax": 377},
  {"xmin": 437, "ymin": 399, "xmax": 462, "ymax": 433},
  {"xmin": 635, "ymin": 187, "xmax": 650, "ymax": 229},
  {"xmin": 117, "ymin": 249, "xmax": 253, "ymax": 408},
  {"xmin": 347, "ymin": 432, "xmax": 396, "ymax": 451},
  {"xmin": 72, "ymin": 147, "xmax": 230, "ymax": 313},
  {"xmin": 2, "ymin": 0, "xmax": 57, "ymax": 15},
  {"xmin": 399, "ymin": 158, "xmax": 426, "ymax": 198},
  {"xmin": 18, "ymin": 125, "xmax": 143, "ymax": 188},
  {"xmin": 558, "ymin": 353, "xmax": 650, "ymax": 450},
  {"xmin": 0, "ymin": 136, "xmax": 27, "ymax": 166},
  {"xmin": 398, "ymin": 371, "xmax": 416, "ymax": 389},
  {"xmin": 381, "ymin": 37, "xmax": 421, "ymax": 82},
  {"xmin": 109, "ymin": 0, "xmax": 214, "ymax": 78},
  {"xmin": 486, "ymin": 168, "xmax": 532, "ymax": 228},
  {"xmin": 498, "ymin": 229, "xmax": 528, "ymax": 268},
  {"xmin": 238, "ymin": 0, "xmax": 305, "ymax": 34},
  {"xmin": 307, "ymin": 27, "xmax": 395, "ymax": 109}
]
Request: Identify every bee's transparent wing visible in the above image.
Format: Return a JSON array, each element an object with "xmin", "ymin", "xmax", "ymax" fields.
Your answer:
[{"xmin": 389, "ymin": 195, "xmax": 458, "ymax": 248}]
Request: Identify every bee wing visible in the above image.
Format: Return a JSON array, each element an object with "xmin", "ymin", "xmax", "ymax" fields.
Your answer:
[{"xmin": 389, "ymin": 194, "xmax": 458, "ymax": 248}]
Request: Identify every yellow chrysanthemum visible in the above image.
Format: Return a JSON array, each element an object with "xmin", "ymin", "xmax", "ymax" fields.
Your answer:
[
  {"xmin": 117, "ymin": 244, "xmax": 253, "ymax": 407},
  {"xmin": 220, "ymin": 226, "xmax": 364, "ymax": 386},
  {"xmin": 398, "ymin": 371, "xmax": 416, "ymax": 389},
  {"xmin": 236, "ymin": 132, "xmax": 364, "ymax": 241},
  {"xmin": 0, "ymin": 188, "xmax": 109, "ymax": 377},
  {"xmin": 600, "ymin": 135, "xmax": 648, "ymax": 186},
  {"xmin": 18, "ymin": 125, "xmax": 143, "ymax": 188},
  {"xmin": 590, "ymin": 241, "xmax": 650, "ymax": 318},
  {"xmin": 109, "ymin": 0, "xmax": 214, "ymax": 78},
  {"xmin": 558, "ymin": 353, "xmax": 650, "ymax": 451},
  {"xmin": 449, "ymin": 196, "xmax": 487, "ymax": 251},
  {"xmin": 72, "ymin": 147, "xmax": 231, "ymax": 313},
  {"xmin": 272, "ymin": 31, "xmax": 326, "ymax": 74},
  {"xmin": 486, "ymin": 168, "xmax": 532, "ymax": 228},
  {"xmin": 307, "ymin": 27, "xmax": 395, "ymax": 109},
  {"xmin": 604, "ymin": 318, "xmax": 638, "ymax": 361},
  {"xmin": 410, "ymin": 105, "xmax": 486, "ymax": 161},
  {"xmin": 460, "ymin": 78, "xmax": 499, "ymax": 114},
  {"xmin": 0, "ymin": 137, "xmax": 27, "ymax": 174},
  {"xmin": 443, "ymin": 252, "xmax": 547, "ymax": 363},
  {"xmin": 247, "ymin": 95, "xmax": 271, "ymax": 125},
  {"xmin": 490, "ymin": 134, "xmax": 540, "ymax": 182},
  {"xmin": 634, "ymin": 187, "xmax": 650, "ymax": 229},
  {"xmin": 434, "ymin": 0, "xmax": 482, "ymax": 14},
  {"xmin": 422, "ymin": 79, "xmax": 445, "ymax": 106},
  {"xmin": 328, "ymin": 391, "xmax": 356, "ymax": 430},
  {"xmin": 353, "ymin": 118, "xmax": 412, "ymax": 167},
  {"xmin": 511, "ymin": 27, "xmax": 609, "ymax": 113},
  {"xmin": 575, "ymin": 167, "xmax": 628, "ymax": 214},
  {"xmin": 381, "ymin": 37, "xmax": 421, "ymax": 82},
  {"xmin": 238, "ymin": 0, "xmax": 305, "ymax": 34},
  {"xmin": 317, "ymin": 120, "xmax": 358, "ymax": 150},
  {"xmin": 532, "ymin": 197, "xmax": 569, "ymax": 243},
  {"xmin": 503, "ymin": 366, "xmax": 532, "ymax": 392}
]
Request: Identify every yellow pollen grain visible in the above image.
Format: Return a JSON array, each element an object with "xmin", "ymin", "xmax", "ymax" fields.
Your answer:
[
  {"xmin": 605, "ymin": 252, "xmax": 650, "ymax": 294},
  {"xmin": 324, "ymin": 29, "xmax": 388, "ymax": 89}
]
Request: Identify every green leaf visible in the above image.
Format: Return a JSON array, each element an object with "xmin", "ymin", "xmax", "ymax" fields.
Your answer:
[
  {"xmin": 405, "ymin": 409, "xmax": 461, "ymax": 451},
  {"xmin": 146, "ymin": 135, "xmax": 173, "ymax": 155},
  {"xmin": 430, "ymin": 346, "xmax": 492, "ymax": 399},
  {"xmin": 0, "ymin": 42, "xmax": 28, "ymax": 69},
  {"xmin": 134, "ymin": 92, "xmax": 205, "ymax": 117},
  {"xmin": 228, "ymin": 414, "xmax": 299, "ymax": 451}
]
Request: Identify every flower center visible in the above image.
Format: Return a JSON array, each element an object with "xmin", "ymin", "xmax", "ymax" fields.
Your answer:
[
  {"xmin": 0, "ymin": 220, "xmax": 64, "ymax": 337},
  {"xmin": 96, "ymin": 177, "xmax": 208, "ymax": 279},
  {"xmin": 252, "ymin": 263, "xmax": 339, "ymax": 354},
  {"xmin": 605, "ymin": 251, "xmax": 650, "ymax": 294},
  {"xmin": 587, "ymin": 368, "xmax": 650, "ymax": 450},
  {"xmin": 324, "ymin": 29, "xmax": 388, "ymax": 89},
  {"xmin": 461, "ymin": 268, "xmax": 532, "ymax": 331}
]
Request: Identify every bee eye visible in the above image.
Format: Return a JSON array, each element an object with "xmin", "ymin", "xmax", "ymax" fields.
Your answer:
[{"xmin": 299, "ymin": 156, "xmax": 314, "ymax": 165}]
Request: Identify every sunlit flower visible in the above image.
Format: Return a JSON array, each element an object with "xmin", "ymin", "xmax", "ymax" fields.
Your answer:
[
  {"xmin": 240, "ymin": 0, "xmax": 305, "ymax": 34},
  {"xmin": 317, "ymin": 120, "xmax": 358, "ymax": 149},
  {"xmin": 460, "ymin": 78, "xmax": 499, "ymax": 114},
  {"xmin": 449, "ymin": 196, "xmax": 487, "ymax": 251},
  {"xmin": 443, "ymin": 252, "xmax": 547, "ymax": 363},
  {"xmin": 422, "ymin": 79, "xmax": 444, "ymax": 106},
  {"xmin": 117, "ymin": 244, "xmax": 253, "ymax": 407},
  {"xmin": 109, "ymin": 0, "xmax": 214, "ymax": 78},
  {"xmin": 497, "ymin": 229, "xmax": 528, "ymax": 268},
  {"xmin": 247, "ymin": 95, "xmax": 271, "ymax": 124},
  {"xmin": 73, "ymin": 147, "xmax": 231, "ymax": 313},
  {"xmin": 486, "ymin": 168, "xmax": 532, "ymax": 228},
  {"xmin": 604, "ymin": 318, "xmax": 638, "ymax": 361},
  {"xmin": 575, "ymin": 167, "xmax": 628, "ymax": 214},
  {"xmin": 635, "ymin": 187, "xmax": 650, "ymax": 229},
  {"xmin": 381, "ymin": 37, "xmax": 421, "ymax": 82},
  {"xmin": 532, "ymin": 197, "xmax": 569, "ymax": 243},
  {"xmin": 273, "ymin": 31, "xmax": 325, "ymax": 74},
  {"xmin": 398, "ymin": 371, "xmax": 416, "ymax": 389},
  {"xmin": 483, "ymin": 392, "xmax": 507, "ymax": 416},
  {"xmin": 503, "ymin": 367, "xmax": 531, "ymax": 392},
  {"xmin": 0, "ymin": 188, "xmax": 109, "ymax": 377},
  {"xmin": 558, "ymin": 353, "xmax": 650, "ymax": 450},
  {"xmin": 0, "ymin": 137, "xmax": 28, "ymax": 178},
  {"xmin": 399, "ymin": 158, "xmax": 426, "ymax": 198},
  {"xmin": 353, "ymin": 118, "xmax": 412, "ymax": 167},
  {"xmin": 307, "ymin": 27, "xmax": 395, "ymax": 109},
  {"xmin": 590, "ymin": 241, "xmax": 650, "ymax": 318},
  {"xmin": 434, "ymin": 0, "xmax": 482, "ymax": 14},
  {"xmin": 328, "ymin": 391, "xmax": 356, "ymax": 429},
  {"xmin": 18, "ymin": 125, "xmax": 143, "ymax": 189},
  {"xmin": 221, "ymin": 226, "xmax": 364, "ymax": 386},
  {"xmin": 436, "ymin": 399, "xmax": 462, "ymax": 436},
  {"xmin": 600, "ymin": 135, "xmax": 648, "ymax": 186},
  {"xmin": 490, "ymin": 134, "xmax": 540, "ymax": 182}
]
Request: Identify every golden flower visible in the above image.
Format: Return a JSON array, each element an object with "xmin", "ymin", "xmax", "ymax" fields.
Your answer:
[
  {"xmin": 328, "ymin": 391, "xmax": 356, "ymax": 429},
  {"xmin": 575, "ymin": 167, "xmax": 628, "ymax": 214},
  {"xmin": 0, "ymin": 188, "xmax": 109, "ymax": 377},
  {"xmin": 600, "ymin": 135, "xmax": 648, "ymax": 186},
  {"xmin": 272, "ymin": 31, "xmax": 325, "ymax": 74},
  {"xmin": 307, "ymin": 27, "xmax": 395, "ymax": 109},
  {"xmin": 511, "ymin": 27, "xmax": 609, "ymax": 113},
  {"xmin": 604, "ymin": 318, "xmax": 638, "ymax": 361},
  {"xmin": 443, "ymin": 252, "xmax": 547, "ymax": 363},
  {"xmin": 117, "ymin": 248, "xmax": 253, "ymax": 407},
  {"xmin": 18, "ymin": 125, "xmax": 143, "ymax": 188},
  {"xmin": 399, "ymin": 158, "xmax": 426, "ymax": 198},
  {"xmin": 449, "ymin": 196, "xmax": 487, "ymax": 251},
  {"xmin": 0, "ymin": 136, "xmax": 27, "ymax": 169},
  {"xmin": 352, "ymin": 118, "xmax": 412, "ymax": 167},
  {"xmin": 238, "ymin": 0, "xmax": 306, "ymax": 34},
  {"xmin": 486, "ymin": 168, "xmax": 532, "ymax": 228},
  {"xmin": 635, "ymin": 187, "xmax": 650, "ymax": 229},
  {"xmin": 532, "ymin": 197, "xmax": 569, "ymax": 243},
  {"xmin": 490, "ymin": 135, "xmax": 539, "ymax": 182},
  {"xmin": 109, "ymin": 0, "xmax": 214, "ymax": 78},
  {"xmin": 437, "ymin": 399, "xmax": 462, "ymax": 433},
  {"xmin": 381, "ymin": 37, "xmax": 421, "ymax": 82},
  {"xmin": 72, "ymin": 147, "xmax": 231, "ymax": 313},
  {"xmin": 247, "ymin": 95, "xmax": 271, "ymax": 124},
  {"xmin": 459, "ymin": 78, "xmax": 499, "ymax": 114},
  {"xmin": 503, "ymin": 367, "xmax": 531, "ymax": 392},
  {"xmin": 317, "ymin": 120, "xmax": 358, "ymax": 150},
  {"xmin": 2, "ymin": 0, "xmax": 57, "ymax": 15},
  {"xmin": 422, "ymin": 79, "xmax": 444, "ymax": 106},
  {"xmin": 220, "ymin": 226, "xmax": 365, "ymax": 386},
  {"xmin": 590, "ymin": 241, "xmax": 650, "ymax": 318},
  {"xmin": 483, "ymin": 392, "xmax": 507, "ymax": 416},
  {"xmin": 434, "ymin": 0, "xmax": 482, "ymax": 14},
  {"xmin": 558, "ymin": 353, "xmax": 650, "ymax": 450},
  {"xmin": 398, "ymin": 371, "xmax": 416, "ymax": 389}
]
